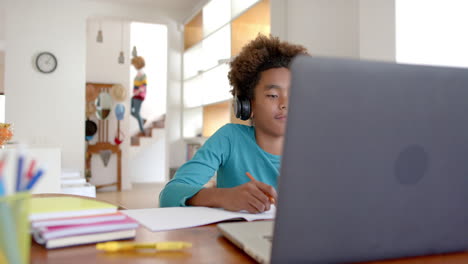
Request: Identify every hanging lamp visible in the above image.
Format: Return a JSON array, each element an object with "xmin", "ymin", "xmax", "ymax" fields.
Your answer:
[
  {"xmin": 96, "ymin": 20, "xmax": 103, "ymax": 43},
  {"xmin": 118, "ymin": 20, "xmax": 125, "ymax": 64}
]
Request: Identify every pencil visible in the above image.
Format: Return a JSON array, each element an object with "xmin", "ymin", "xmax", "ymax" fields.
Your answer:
[
  {"xmin": 245, "ymin": 172, "xmax": 255, "ymax": 182},
  {"xmin": 245, "ymin": 172, "xmax": 275, "ymax": 204}
]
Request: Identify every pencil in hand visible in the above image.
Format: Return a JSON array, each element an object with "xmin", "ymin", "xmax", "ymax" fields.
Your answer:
[{"xmin": 245, "ymin": 172, "xmax": 276, "ymax": 204}]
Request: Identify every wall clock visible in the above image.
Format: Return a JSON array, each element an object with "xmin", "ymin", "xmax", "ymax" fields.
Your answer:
[{"xmin": 36, "ymin": 52, "xmax": 58, "ymax": 73}]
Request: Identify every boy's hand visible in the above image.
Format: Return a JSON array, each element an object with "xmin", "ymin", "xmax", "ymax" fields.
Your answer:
[
  {"xmin": 220, "ymin": 181, "xmax": 277, "ymax": 214},
  {"xmin": 133, "ymin": 87, "xmax": 143, "ymax": 95}
]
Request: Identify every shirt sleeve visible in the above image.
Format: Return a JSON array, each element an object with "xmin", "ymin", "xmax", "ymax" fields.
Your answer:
[{"xmin": 159, "ymin": 125, "xmax": 232, "ymax": 207}]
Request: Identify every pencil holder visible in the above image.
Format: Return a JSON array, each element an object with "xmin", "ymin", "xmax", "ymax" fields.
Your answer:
[{"xmin": 0, "ymin": 192, "xmax": 31, "ymax": 264}]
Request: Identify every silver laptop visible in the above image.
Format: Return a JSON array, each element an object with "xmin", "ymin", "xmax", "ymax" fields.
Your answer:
[{"xmin": 218, "ymin": 56, "xmax": 468, "ymax": 263}]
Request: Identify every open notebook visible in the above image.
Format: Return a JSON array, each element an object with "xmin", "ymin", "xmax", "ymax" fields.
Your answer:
[{"xmin": 121, "ymin": 206, "xmax": 275, "ymax": 232}]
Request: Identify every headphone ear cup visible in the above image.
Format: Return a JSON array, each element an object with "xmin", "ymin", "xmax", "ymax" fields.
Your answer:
[
  {"xmin": 233, "ymin": 96, "xmax": 251, "ymax": 121},
  {"xmin": 233, "ymin": 96, "xmax": 241, "ymax": 119},
  {"xmin": 240, "ymin": 98, "xmax": 251, "ymax": 121}
]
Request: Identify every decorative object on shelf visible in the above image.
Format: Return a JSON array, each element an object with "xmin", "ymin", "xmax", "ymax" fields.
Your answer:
[
  {"xmin": 96, "ymin": 20, "xmax": 103, "ymax": 43},
  {"xmin": 114, "ymin": 131, "xmax": 124, "ymax": 146},
  {"xmin": 114, "ymin": 104, "xmax": 125, "ymax": 121},
  {"xmin": 35, "ymin": 52, "xmax": 58, "ymax": 74},
  {"xmin": 99, "ymin": 150, "xmax": 112, "ymax": 167},
  {"xmin": 110, "ymin": 84, "xmax": 127, "ymax": 102},
  {"xmin": 132, "ymin": 46, "xmax": 138, "ymax": 57},
  {"xmin": 86, "ymin": 102, "xmax": 97, "ymax": 118},
  {"xmin": 86, "ymin": 84, "xmax": 99, "ymax": 102},
  {"xmin": 0, "ymin": 123, "xmax": 13, "ymax": 148},
  {"xmin": 114, "ymin": 104, "xmax": 125, "ymax": 145},
  {"xmin": 118, "ymin": 21, "xmax": 125, "ymax": 64},
  {"xmin": 95, "ymin": 92, "xmax": 113, "ymax": 120},
  {"xmin": 85, "ymin": 119, "xmax": 97, "ymax": 141}
]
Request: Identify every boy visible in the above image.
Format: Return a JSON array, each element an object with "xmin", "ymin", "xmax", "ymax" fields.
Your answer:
[
  {"xmin": 131, "ymin": 56, "xmax": 147, "ymax": 134},
  {"xmin": 160, "ymin": 35, "xmax": 308, "ymax": 213}
]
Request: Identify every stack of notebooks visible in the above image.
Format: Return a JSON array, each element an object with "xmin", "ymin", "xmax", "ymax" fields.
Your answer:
[{"xmin": 29, "ymin": 196, "xmax": 139, "ymax": 249}]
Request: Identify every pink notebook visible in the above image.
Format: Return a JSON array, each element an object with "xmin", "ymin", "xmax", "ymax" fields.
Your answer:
[
  {"xmin": 31, "ymin": 212, "xmax": 127, "ymax": 228},
  {"xmin": 33, "ymin": 214, "xmax": 139, "ymax": 242}
]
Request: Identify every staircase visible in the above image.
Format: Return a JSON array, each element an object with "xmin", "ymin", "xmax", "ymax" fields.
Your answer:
[
  {"xmin": 130, "ymin": 118, "xmax": 165, "ymax": 146},
  {"xmin": 129, "ymin": 116, "xmax": 166, "ymax": 183}
]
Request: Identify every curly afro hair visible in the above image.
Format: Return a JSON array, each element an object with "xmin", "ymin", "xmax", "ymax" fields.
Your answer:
[{"xmin": 228, "ymin": 34, "xmax": 308, "ymax": 101}]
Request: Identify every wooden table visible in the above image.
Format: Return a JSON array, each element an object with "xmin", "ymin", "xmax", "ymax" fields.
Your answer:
[
  {"xmin": 29, "ymin": 194, "xmax": 468, "ymax": 263},
  {"xmin": 30, "ymin": 223, "xmax": 468, "ymax": 264},
  {"xmin": 30, "ymin": 224, "xmax": 254, "ymax": 264}
]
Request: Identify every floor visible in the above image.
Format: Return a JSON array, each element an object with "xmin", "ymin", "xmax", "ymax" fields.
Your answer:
[{"xmin": 96, "ymin": 182, "xmax": 165, "ymax": 209}]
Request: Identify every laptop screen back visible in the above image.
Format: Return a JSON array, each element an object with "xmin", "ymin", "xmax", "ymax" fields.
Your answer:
[{"xmin": 271, "ymin": 57, "xmax": 468, "ymax": 263}]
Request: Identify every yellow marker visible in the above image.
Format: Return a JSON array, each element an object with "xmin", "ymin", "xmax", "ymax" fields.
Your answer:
[{"xmin": 96, "ymin": 241, "xmax": 192, "ymax": 252}]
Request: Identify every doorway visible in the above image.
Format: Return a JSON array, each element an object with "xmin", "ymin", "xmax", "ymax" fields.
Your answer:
[{"xmin": 86, "ymin": 18, "xmax": 168, "ymax": 191}]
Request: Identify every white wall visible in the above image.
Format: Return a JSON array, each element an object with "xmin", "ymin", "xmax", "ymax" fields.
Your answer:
[
  {"xmin": 0, "ymin": 94, "xmax": 4, "ymax": 122},
  {"xmin": 0, "ymin": 0, "xmax": 4, "ymax": 51},
  {"xmin": 272, "ymin": 0, "xmax": 360, "ymax": 59},
  {"xmin": 359, "ymin": 0, "xmax": 395, "ymax": 61},
  {"xmin": 87, "ymin": 20, "xmax": 131, "ymax": 84},
  {"xmin": 0, "ymin": 1, "xmax": 4, "ymax": 95},
  {"xmin": 3, "ymin": 0, "xmax": 185, "ymax": 188},
  {"xmin": 5, "ymin": 0, "xmax": 87, "ymax": 173},
  {"xmin": 0, "ymin": 57, "xmax": 4, "ymax": 94},
  {"xmin": 271, "ymin": 0, "xmax": 396, "ymax": 61}
]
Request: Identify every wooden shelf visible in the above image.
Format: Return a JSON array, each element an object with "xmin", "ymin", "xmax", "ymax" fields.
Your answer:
[
  {"xmin": 231, "ymin": 0, "xmax": 270, "ymax": 56},
  {"xmin": 184, "ymin": 11, "xmax": 203, "ymax": 51},
  {"xmin": 202, "ymin": 101, "xmax": 231, "ymax": 137},
  {"xmin": 201, "ymin": 100, "xmax": 251, "ymax": 138}
]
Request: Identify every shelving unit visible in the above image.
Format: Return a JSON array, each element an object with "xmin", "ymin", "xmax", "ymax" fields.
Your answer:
[{"xmin": 182, "ymin": 0, "xmax": 270, "ymax": 141}]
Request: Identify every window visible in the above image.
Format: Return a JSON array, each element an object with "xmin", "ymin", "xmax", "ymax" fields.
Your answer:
[{"xmin": 396, "ymin": 0, "xmax": 468, "ymax": 67}]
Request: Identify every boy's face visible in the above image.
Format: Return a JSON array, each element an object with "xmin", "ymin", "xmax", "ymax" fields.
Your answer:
[{"xmin": 251, "ymin": 67, "xmax": 291, "ymax": 138}]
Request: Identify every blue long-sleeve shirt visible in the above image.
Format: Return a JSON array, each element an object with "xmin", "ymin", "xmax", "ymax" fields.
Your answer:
[{"xmin": 159, "ymin": 124, "xmax": 281, "ymax": 207}]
